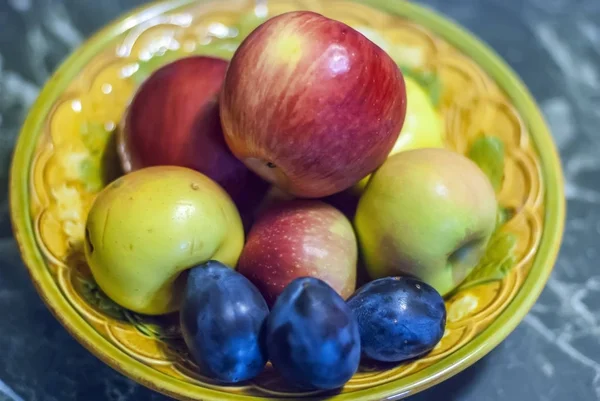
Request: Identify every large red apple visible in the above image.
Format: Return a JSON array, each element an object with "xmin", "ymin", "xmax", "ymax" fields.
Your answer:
[
  {"xmin": 237, "ymin": 199, "xmax": 357, "ymax": 306},
  {"xmin": 220, "ymin": 11, "xmax": 407, "ymax": 198},
  {"xmin": 117, "ymin": 55, "xmax": 268, "ymax": 223}
]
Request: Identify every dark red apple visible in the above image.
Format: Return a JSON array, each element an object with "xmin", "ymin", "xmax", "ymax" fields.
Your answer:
[
  {"xmin": 237, "ymin": 199, "xmax": 357, "ymax": 306},
  {"xmin": 117, "ymin": 55, "xmax": 268, "ymax": 223},
  {"xmin": 220, "ymin": 11, "xmax": 407, "ymax": 198}
]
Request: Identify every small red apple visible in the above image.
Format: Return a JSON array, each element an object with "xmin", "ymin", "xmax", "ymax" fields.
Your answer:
[
  {"xmin": 117, "ymin": 55, "xmax": 268, "ymax": 223},
  {"xmin": 220, "ymin": 11, "xmax": 407, "ymax": 198},
  {"xmin": 237, "ymin": 199, "xmax": 357, "ymax": 306}
]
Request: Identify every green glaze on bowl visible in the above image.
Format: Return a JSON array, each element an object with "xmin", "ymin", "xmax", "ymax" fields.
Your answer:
[{"xmin": 10, "ymin": 0, "xmax": 565, "ymax": 400}]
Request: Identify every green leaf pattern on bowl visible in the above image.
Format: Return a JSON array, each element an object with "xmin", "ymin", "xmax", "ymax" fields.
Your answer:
[
  {"xmin": 78, "ymin": 276, "xmax": 126, "ymax": 321},
  {"xmin": 468, "ymin": 135, "xmax": 506, "ymax": 192}
]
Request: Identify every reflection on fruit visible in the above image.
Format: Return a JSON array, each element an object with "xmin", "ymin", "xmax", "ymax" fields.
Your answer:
[
  {"xmin": 347, "ymin": 276, "xmax": 446, "ymax": 362},
  {"xmin": 180, "ymin": 261, "xmax": 269, "ymax": 383},
  {"xmin": 220, "ymin": 11, "xmax": 407, "ymax": 198},
  {"xmin": 266, "ymin": 277, "xmax": 361, "ymax": 390},
  {"xmin": 354, "ymin": 148, "xmax": 497, "ymax": 296},
  {"xmin": 238, "ymin": 200, "xmax": 357, "ymax": 305},
  {"xmin": 84, "ymin": 166, "xmax": 244, "ymax": 315},
  {"xmin": 118, "ymin": 56, "xmax": 268, "ymax": 224}
]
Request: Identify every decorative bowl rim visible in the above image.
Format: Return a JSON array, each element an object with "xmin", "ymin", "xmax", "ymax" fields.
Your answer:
[{"xmin": 9, "ymin": 0, "xmax": 566, "ymax": 400}]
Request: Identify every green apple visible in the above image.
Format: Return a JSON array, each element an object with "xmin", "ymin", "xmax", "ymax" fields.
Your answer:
[
  {"xmin": 84, "ymin": 166, "xmax": 244, "ymax": 315},
  {"xmin": 354, "ymin": 148, "xmax": 497, "ymax": 296}
]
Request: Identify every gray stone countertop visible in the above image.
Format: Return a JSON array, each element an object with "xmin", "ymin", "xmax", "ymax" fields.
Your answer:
[{"xmin": 0, "ymin": 0, "xmax": 598, "ymax": 400}]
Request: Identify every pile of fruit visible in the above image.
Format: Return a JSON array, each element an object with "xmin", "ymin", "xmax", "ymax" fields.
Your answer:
[{"xmin": 83, "ymin": 11, "xmax": 503, "ymax": 390}]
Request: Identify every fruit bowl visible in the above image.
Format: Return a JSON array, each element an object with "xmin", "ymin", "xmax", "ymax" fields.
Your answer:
[{"xmin": 10, "ymin": 0, "xmax": 565, "ymax": 399}]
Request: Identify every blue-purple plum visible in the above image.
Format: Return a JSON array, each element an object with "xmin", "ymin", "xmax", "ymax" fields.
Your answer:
[
  {"xmin": 347, "ymin": 276, "xmax": 446, "ymax": 362},
  {"xmin": 266, "ymin": 277, "xmax": 361, "ymax": 390},
  {"xmin": 180, "ymin": 261, "xmax": 269, "ymax": 383}
]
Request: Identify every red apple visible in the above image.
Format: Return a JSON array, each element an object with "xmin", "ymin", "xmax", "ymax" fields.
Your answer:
[
  {"xmin": 220, "ymin": 11, "xmax": 407, "ymax": 198},
  {"xmin": 117, "ymin": 55, "xmax": 268, "ymax": 224},
  {"xmin": 237, "ymin": 199, "xmax": 357, "ymax": 306}
]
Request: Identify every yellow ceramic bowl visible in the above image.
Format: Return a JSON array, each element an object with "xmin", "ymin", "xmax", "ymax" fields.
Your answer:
[{"xmin": 10, "ymin": 0, "xmax": 565, "ymax": 400}]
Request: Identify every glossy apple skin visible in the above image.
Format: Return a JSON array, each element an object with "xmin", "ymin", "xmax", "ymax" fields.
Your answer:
[
  {"xmin": 118, "ymin": 56, "xmax": 268, "ymax": 223},
  {"xmin": 84, "ymin": 166, "xmax": 245, "ymax": 315},
  {"xmin": 237, "ymin": 200, "xmax": 357, "ymax": 306},
  {"xmin": 354, "ymin": 148, "xmax": 498, "ymax": 296},
  {"xmin": 220, "ymin": 11, "xmax": 407, "ymax": 198}
]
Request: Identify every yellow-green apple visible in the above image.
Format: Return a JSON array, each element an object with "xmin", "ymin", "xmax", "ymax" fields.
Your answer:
[
  {"xmin": 117, "ymin": 56, "xmax": 268, "ymax": 226},
  {"xmin": 388, "ymin": 75, "xmax": 445, "ymax": 155},
  {"xmin": 220, "ymin": 11, "xmax": 407, "ymax": 198},
  {"xmin": 354, "ymin": 148, "xmax": 497, "ymax": 296},
  {"xmin": 84, "ymin": 165, "xmax": 244, "ymax": 315},
  {"xmin": 237, "ymin": 200, "xmax": 357, "ymax": 306}
]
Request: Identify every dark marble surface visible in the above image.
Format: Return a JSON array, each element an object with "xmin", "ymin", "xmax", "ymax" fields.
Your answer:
[{"xmin": 0, "ymin": 0, "xmax": 598, "ymax": 400}]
